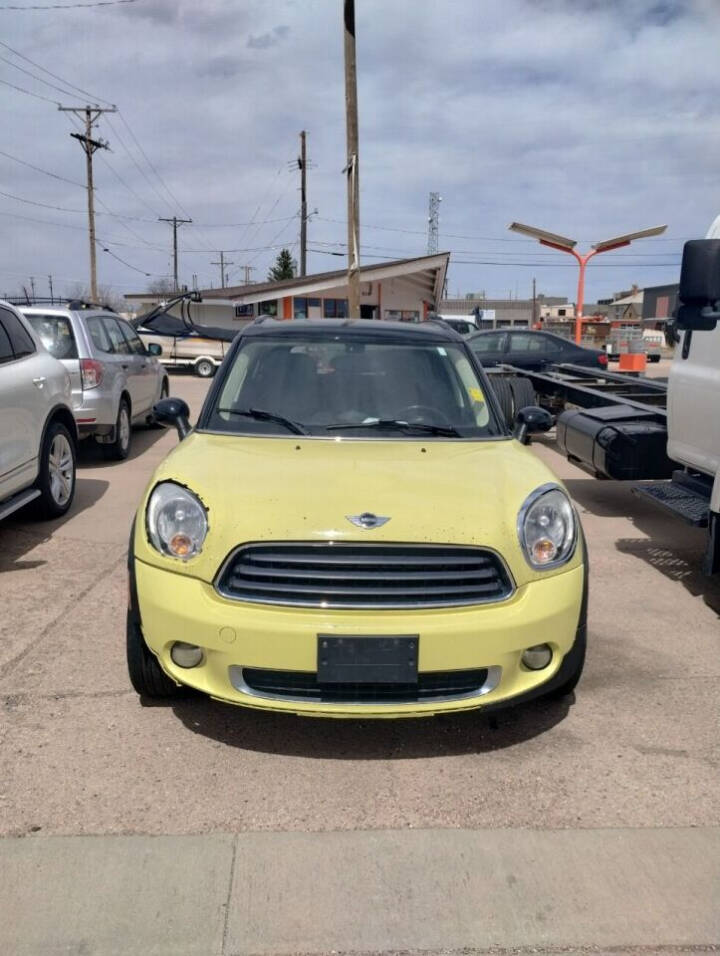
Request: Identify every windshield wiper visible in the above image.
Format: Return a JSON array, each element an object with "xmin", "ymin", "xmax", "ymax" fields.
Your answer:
[
  {"xmin": 216, "ymin": 407, "xmax": 307, "ymax": 435},
  {"xmin": 325, "ymin": 418, "xmax": 460, "ymax": 437}
]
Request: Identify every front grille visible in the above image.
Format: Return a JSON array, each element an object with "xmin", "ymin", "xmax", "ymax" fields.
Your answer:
[
  {"xmin": 235, "ymin": 666, "xmax": 490, "ymax": 703},
  {"xmin": 215, "ymin": 542, "xmax": 514, "ymax": 608}
]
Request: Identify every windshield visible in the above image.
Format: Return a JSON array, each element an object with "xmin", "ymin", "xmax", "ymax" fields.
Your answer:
[
  {"xmin": 204, "ymin": 334, "xmax": 501, "ymax": 439},
  {"xmin": 25, "ymin": 314, "xmax": 78, "ymax": 360}
]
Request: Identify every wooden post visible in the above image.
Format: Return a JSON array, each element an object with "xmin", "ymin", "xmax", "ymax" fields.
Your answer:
[{"xmin": 343, "ymin": 0, "xmax": 360, "ymax": 317}]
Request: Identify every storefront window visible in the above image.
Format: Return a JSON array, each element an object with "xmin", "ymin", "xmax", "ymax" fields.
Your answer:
[
  {"xmin": 294, "ymin": 297, "xmax": 308, "ymax": 318},
  {"xmin": 234, "ymin": 304, "xmax": 254, "ymax": 320},
  {"xmin": 323, "ymin": 298, "xmax": 349, "ymax": 318},
  {"xmin": 258, "ymin": 300, "xmax": 278, "ymax": 317}
]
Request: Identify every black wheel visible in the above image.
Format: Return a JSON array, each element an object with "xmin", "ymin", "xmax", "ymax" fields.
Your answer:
[
  {"xmin": 489, "ymin": 375, "xmax": 514, "ymax": 426},
  {"xmin": 126, "ymin": 609, "xmax": 187, "ymax": 699},
  {"xmin": 545, "ymin": 626, "xmax": 586, "ymax": 699},
  {"xmin": 508, "ymin": 376, "xmax": 536, "ymax": 413},
  {"xmin": 103, "ymin": 398, "xmax": 131, "ymax": 460},
  {"xmin": 35, "ymin": 420, "xmax": 76, "ymax": 519},
  {"xmin": 195, "ymin": 358, "xmax": 215, "ymax": 378},
  {"xmin": 147, "ymin": 379, "xmax": 169, "ymax": 427}
]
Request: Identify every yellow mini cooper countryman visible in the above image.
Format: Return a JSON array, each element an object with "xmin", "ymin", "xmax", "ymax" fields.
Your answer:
[{"xmin": 127, "ymin": 319, "xmax": 587, "ymax": 717}]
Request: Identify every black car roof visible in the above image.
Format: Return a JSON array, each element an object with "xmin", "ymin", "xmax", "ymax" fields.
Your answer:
[{"xmin": 241, "ymin": 318, "xmax": 463, "ymax": 342}]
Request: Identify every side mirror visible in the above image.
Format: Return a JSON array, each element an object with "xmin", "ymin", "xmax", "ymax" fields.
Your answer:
[
  {"xmin": 147, "ymin": 342, "xmax": 162, "ymax": 356},
  {"xmin": 513, "ymin": 405, "xmax": 553, "ymax": 445},
  {"xmin": 676, "ymin": 239, "xmax": 720, "ymax": 331},
  {"xmin": 153, "ymin": 397, "xmax": 191, "ymax": 440}
]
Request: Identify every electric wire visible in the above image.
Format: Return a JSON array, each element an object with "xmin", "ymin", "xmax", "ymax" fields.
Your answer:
[
  {"xmin": 0, "ymin": 148, "xmax": 86, "ymax": 188},
  {"xmin": 0, "ymin": 76, "xmax": 60, "ymax": 105},
  {"xmin": 0, "ymin": 38, "xmax": 114, "ymax": 106}
]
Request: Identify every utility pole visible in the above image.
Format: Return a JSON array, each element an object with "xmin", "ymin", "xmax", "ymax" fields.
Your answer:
[
  {"xmin": 29, "ymin": 276, "xmax": 35, "ymax": 299},
  {"xmin": 343, "ymin": 0, "xmax": 360, "ymax": 316},
  {"xmin": 159, "ymin": 216, "xmax": 192, "ymax": 291},
  {"xmin": 59, "ymin": 104, "xmax": 117, "ymax": 301},
  {"xmin": 532, "ymin": 276, "xmax": 536, "ymax": 327},
  {"xmin": 211, "ymin": 252, "xmax": 234, "ymax": 289},
  {"xmin": 48, "ymin": 275, "xmax": 54, "ymax": 302},
  {"xmin": 241, "ymin": 265, "xmax": 255, "ymax": 285},
  {"xmin": 299, "ymin": 130, "xmax": 308, "ymax": 276}
]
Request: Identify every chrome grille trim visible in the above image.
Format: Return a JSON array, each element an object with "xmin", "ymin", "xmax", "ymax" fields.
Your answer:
[{"xmin": 215, "ymin": 542, "xmax": 515, "ymax": 609}]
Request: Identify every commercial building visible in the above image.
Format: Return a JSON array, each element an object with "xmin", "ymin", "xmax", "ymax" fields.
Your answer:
[{"xmin": 125, "ymin": 253, "xmax": 449, "ymax": 329}]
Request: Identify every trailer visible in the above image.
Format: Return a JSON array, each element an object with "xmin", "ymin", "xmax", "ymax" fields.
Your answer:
[{"xmin": 487, "ymin": 361, "xmax": 718, "ymax": 575}]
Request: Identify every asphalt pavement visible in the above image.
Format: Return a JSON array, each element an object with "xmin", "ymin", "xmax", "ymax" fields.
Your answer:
[{"xmin": 1, "ymin": 367, "xmax": 719, "ymax": 955}]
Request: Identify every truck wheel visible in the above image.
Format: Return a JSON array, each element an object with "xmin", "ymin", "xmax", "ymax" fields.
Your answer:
[
  {"xmin": 195, "ymin": 358, "xmax": 215, "ymax": 378},
  {"xmin": 35, "ymin": 421, "xmax": 76, "ymax": 519},
  {"xmin": 508, "ymin": 377, "xmax": 537, "ymax": 413},
  {"xmin": 103, "ymin": 398, "xmax": 131, "ymax": 461},
  {"xmin": 489, "ymin": 376, "xmax": 515, "ymax": 427},
  {"xmin": 126, "ymin": 610, "xmax": 187, "ymax": 699}
]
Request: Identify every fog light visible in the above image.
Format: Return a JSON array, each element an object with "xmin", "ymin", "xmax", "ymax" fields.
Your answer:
[
  {"xmin": 170, "ymin": 642, "xmax": 203, "ymax": 668},
  {"xmin": 521, "ymin": 643, "xmax": 553, "ymax": 670}
]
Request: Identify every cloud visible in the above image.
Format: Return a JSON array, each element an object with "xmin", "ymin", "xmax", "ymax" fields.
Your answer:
[
  {"xmin": 2, "ymin": 0, "xmax": 720, "ymax": 301},
  {"xmin": 247, "ymin": 25, "xmax": 290, "ymax": 50}
]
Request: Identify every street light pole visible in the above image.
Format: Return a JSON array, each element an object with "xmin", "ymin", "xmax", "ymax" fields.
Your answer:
[{"xmin": 508, "ymin": 222, "xmax": 667, "ymax": 343}]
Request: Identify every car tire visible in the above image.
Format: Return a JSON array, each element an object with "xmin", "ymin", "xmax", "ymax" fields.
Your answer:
[
  {"xmin": 35, "ymin": 420, "xmax": 76, "ymax": 519},
  {"xmin": 104, "ymin": 398, "xmax": 131, "ymax": 460},
  {"xmin": 126, "ymin": 610, "xmax": 188, "ymax": 699},
  {"xmin": 147, "ymin": 379, "xmax": 169, "ymax": 427},
  {"xmin": 508, "ymin": 376, "xmax": 537, "ymax": 413},
  {"xmin": 195, "ymin": 359, "xmax": 215, "ymax": 378},
  {"xmin": 489, "ymin": 375, "xmax": 515, "ymax": 426}
]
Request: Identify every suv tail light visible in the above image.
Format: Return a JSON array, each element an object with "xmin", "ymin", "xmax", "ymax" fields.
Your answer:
[
  {"xmin": 598, "ymin": 352, "xmax": 608, "ymax": 366},
  {"xmin": 80, "ymin": 358, "xmax": 103, "ymax": 389}
]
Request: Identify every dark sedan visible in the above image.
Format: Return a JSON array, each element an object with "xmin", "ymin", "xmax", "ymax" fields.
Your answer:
[{"xmin": 467, "ymin": 328, "xmax": 608, "ymax": 371}]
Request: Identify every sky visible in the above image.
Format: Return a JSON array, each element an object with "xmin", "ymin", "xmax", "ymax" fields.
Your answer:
[{"xmin": 2, "ymin": 0, "xmax": 720, "ymax": 307}]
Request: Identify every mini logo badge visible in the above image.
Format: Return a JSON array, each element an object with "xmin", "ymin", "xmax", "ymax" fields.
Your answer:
[{"xmin": 346, "ymin": 512, "xmax": 390, "ymax": 529}]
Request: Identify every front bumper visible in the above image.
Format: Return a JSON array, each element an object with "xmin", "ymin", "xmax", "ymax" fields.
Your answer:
[{"xmin": 133, "ymin": 557, "xmax": 585, "ymax": 717}]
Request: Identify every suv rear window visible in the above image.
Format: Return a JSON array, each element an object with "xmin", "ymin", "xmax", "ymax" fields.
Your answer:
[{"xmin": 26, "ymin": 314, "xmax": 78, "ymax": 360}]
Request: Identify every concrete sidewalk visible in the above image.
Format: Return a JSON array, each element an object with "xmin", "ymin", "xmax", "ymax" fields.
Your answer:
[{"xmin": 2, "ymin": 827, "xmax": 719, "ymax": 955}]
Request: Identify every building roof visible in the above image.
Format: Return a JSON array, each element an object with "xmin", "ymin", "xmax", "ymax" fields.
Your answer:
[
  {"xmin": 609, "ymin": 292, "xmax": 643, "ymax": 306},
  {"xmin": 124, "ymin": 253, "xmax": 450, "ymax": 309}
]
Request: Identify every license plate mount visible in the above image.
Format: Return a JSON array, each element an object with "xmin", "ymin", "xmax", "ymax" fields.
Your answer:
[{"xmin": 317, "ymin": 635, "xmax": 419, "ymax": 684}]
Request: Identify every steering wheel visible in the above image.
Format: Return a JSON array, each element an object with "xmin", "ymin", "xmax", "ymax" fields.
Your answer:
[{"xmin": 397, "ymin": 404, "xmax": 453, "ymax": 426}]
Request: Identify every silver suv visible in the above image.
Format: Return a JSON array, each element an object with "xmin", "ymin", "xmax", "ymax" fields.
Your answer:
[
  {"xmin": 21, "ymin": 304, "xmax": 169, "ymax": 460},
  {"xmin": 0, "ymin": 301, "xmax": 77, "ymax": 521}
]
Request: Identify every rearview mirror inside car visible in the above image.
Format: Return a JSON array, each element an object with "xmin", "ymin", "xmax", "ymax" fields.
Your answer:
[
  {"xmin": 676, "ymin": 239, "xmax": 720, "ymax": 331},
  {"xmin": 153, "ymin": 397, "xmax": 191, "ymax": 440}
]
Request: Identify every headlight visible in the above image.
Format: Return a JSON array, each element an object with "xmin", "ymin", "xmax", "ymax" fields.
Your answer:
[
  {"xmin": 146, "ymin": 481, "xmax": 208, "ymax": 559},
  {"xmin": 518, "ymin": 484, "xmax": 576, "ymax": 569}
]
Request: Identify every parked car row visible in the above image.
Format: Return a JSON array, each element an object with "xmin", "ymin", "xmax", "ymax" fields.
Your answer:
[
  {"xmin": 0, "ymin": 299, "xmax": 168, "ymax": 524},
  {"xmin": 466, "ymin": 328, "xmax": 608, "ymax": 371}
]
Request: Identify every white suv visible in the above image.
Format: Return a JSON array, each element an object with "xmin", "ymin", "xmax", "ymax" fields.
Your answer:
[{"xmin": 0, "ymin": 301, "xmax": 77, "ymax": 521}]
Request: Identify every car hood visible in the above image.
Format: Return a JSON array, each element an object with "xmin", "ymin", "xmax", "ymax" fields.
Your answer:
[{"xmin": 133, "ymin": 431, "xmax": 581, "ymax": 587}]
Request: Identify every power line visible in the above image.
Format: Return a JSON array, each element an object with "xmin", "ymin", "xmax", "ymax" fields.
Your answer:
[
  {"xmin": 315, "ymin": 216, "xmax": 689, "ymax": 244},
  {"xmin": 0, "ymin": 76, "xmax": 59, "ymax": 105},
  {"xmin": 0, "ymin": 0, "xmax": 138, "ymax": 9},
  {"xmin": 0, "ymin": 38, "xmax": 114, "ymax": 106},
  {"xmin": 0, "ymin": 148, "xmax": 86, "ymax": 188},
  {"xmin": 0, "ymin": 53, "xmax": 89, "ymax": 101},
  {"xmin": 103, "ymin": 113, "xmax": 177, "ymax": 215}
]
